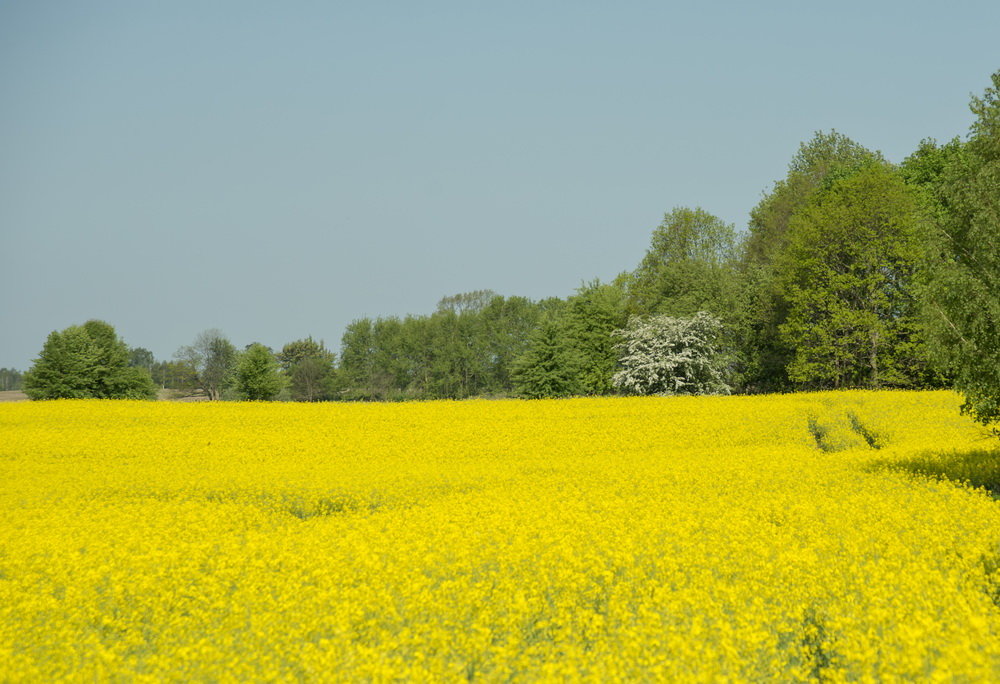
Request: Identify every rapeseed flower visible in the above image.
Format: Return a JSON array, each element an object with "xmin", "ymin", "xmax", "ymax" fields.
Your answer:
[{"xmin": 1, "ymin": 391, "xmax": 999, "ymax": 680}]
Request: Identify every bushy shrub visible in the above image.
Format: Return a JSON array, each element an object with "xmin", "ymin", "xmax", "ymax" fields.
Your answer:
[{"xmin": 612, "ymin": 312, "xmax": 731, "ymax": 396}]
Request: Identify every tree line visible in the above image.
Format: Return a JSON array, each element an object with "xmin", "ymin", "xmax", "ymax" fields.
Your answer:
[
  {"xmin": 18, "ymin": 71, "xmax": 1000, "ymax": 429},
  {"xmin": 0, "ymin": 368, "xmax": 24, "ymax": 391}
]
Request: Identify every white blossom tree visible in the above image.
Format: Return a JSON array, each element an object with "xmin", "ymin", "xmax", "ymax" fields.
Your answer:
[{"xmin": 612, "ymin": 312, "xmax": 731, "ymax": 395}]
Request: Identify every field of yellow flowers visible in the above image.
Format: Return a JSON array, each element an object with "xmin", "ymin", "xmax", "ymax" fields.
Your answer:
[{"xmin": 3, "ymin": 390, "xmax": 1000, "ymax": 681}]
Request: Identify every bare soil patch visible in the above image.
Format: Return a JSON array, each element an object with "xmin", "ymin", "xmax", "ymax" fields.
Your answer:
[{"xmin": 0, "ymin": 391, "xmax": 29, "ymax": 402}]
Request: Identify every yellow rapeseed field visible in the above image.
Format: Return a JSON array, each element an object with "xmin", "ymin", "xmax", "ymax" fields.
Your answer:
[{"xmin": 3, "ymin": 390, "xmax": 1000, "ymax": 681}]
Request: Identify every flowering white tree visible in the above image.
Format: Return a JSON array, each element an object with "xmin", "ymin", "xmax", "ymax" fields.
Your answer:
[{"xmin": 612, "ymin": 312, "xmax": 731, "ymax": 395}]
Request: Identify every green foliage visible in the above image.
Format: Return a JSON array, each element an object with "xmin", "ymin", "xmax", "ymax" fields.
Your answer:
[
  {"xmin": 338, "ymin": 293, "xmax": 550, "ymax": 400},
  {"xmin": 777, "ymin": 162, "xmax": 926, "ymax": 389},
  {"xmin": 512, "ymin": 319, "xmax": 583, "ymax": 398},
  {"xmin": 287, "ymin": 357, "xmax": 334, "ymax": 402},
  {"xmin": 745, "ymin": 131, "xmax": 881, "ymax": 267},
  {"xmin": 0, "ymin": 367, "xmax": 24, "ymax": 391},
  {"xmin": 277, "ymin": 337, "xmax": 333, "ymax": 371},
  {"xmin": 425, "ymin": 309, "xmax": 483, "ymax": 399},
  {"xmin": 625, "ymin": 207, "xmax": 741, "ymax": 319},
  {"xmin": 23, "ymin": 327, "xmax": 100, "ymax": 399},
  {"xmin": 918, "ymin": 71, "xmax": 1000, "ymax": 428},
  {"xmin": 151, "ymin": 360, "xmax": 199, "ymax": 392},
  {"xmin": 234, "ymin": 343, "xmax": 284, "ymax": 401},
  {"xmin": 478, "ymin": 295, "xmax": 548, "ymax": 393},
  {"xmin": 901, "ymin": 137, "xmax": 965, "ymax": 195},
  {"xmin": 176, "ymin": 330, "xmax": 237, "ymax": 400},
  {"xmin": 560, "ymin": 281, "xmax": 628, "ymax": 395},
  {"xmin": 205, "ymin": 337, "xmax": 238, "ymax": 400},
  {"xmin": 337, "ymin": 317, "xmax": 405, "ymax": 401},
  {"xmin": 739, "ymin": 131, "xmax": 883, "ymax": 391},
  {"xmin": 110, "ymin": 367, "xmax": 158, "ymax": 400},
  {"xmin": 278, "ymin": 337, "xmax": 335, "ymax": 401},
  {"xmin": 436, "ymin": 290, "xmax": 498, "ymax": 315},
  {"xmin": 23, "ymin": 320, "xmax": 156, "ymax": 400},
  {"xmin": 128, "ymin": 347, "xmax": 155, "ymax": 372}
]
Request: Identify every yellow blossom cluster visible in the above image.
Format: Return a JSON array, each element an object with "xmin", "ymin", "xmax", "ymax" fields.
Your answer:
[{"xmin": 2, "ymin": 390, "xmax": 1000, "ymax": 681}]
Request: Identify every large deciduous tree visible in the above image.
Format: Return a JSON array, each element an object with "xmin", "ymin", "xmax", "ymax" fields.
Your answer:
[
  {"xmin": 745, "ymin": 131, "xmax": 880, "ymax": 267},
  {"xmin": 740, "ymin": 131, "xmax": 883, "ymax": 390},
  {"xmin": 338, "ymin": 318, "xmax": 393, "ymax": 401},
  {"xmin": 776, "ymin": 162, "xmax": 926, "ymax": 389},
  {"xmin": 919, "ymin": 71, "xmax": 1000, "ymax": 428},
  {"xmin": 560, "ymin": 281, "xmax": 628, "ymax": 395},
  {"xmin": 278, "ymin": 337, "xmax": 335, "ymax": 401},
  {"xmin": 512, "ymin": 318, "xmax": 583, "ymax": 399},
  {"xmin": 625, "ymin": 207, "xmax": 740, "ymax": 319},
  {"xmin": 234, "ymin": 343, "xmax": 283, "ymax": 401},
  {"xmin": 23, "ymin": 320, "xmax": 156, "ymax": 400},
  {"xmin": 176, "ymin": 329, "xmax": 237, "ymax": 400}
]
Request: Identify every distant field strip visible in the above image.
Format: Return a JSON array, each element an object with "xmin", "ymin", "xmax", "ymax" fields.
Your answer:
[{"xmin": 3, "ymin": 391, "xmax": 1000, "ymax": 680}]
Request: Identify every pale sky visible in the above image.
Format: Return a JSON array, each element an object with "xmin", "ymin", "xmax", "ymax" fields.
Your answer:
[{"xmin": 2, "ymin": 1, "xmax": 997, "ymax": 369}]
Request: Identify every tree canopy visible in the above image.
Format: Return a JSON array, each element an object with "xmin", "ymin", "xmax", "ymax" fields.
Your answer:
[
  {"xmin": 278, "ymin": 338, "xmax": 335, "ymax": 401},
  {"xmin": 512, "ymin": 318, "xmax": 583, "ymax": 399},
  {"xmin": 776, "ymin": 162, "xmax": 927, "ymax": 389},
  {"xmin": 176, "ymin": 329, "xmax": 237, "ymax": 400},
  {"xmin": 625, "ymin": 207, "xmax": 740, "ymax": 319},
  {"xmin": 234, "ymin": 343, "xmax": 284, "ymax": 401},
  {"xmin": 918, "ymin": 71, "xmax": 1000, "ymax": 428},
  {"xmin": 23, "ymin": 320, "xmax": 156, "ymax": 400}
]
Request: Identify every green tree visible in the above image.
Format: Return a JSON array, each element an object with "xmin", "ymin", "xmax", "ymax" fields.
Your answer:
[
  {"xmin": 436, "ymin": 290, "xmax": 498, "ymax": 315},
  {"xmin": 740, "ymin": 131, "xmax": 882, "ymax": 390},
  {"xmin": 23, "ymin": 327, "xmax": 101, "ymax": 399},
  {"xmin": 339, "ymin": 318, "xmax": 394, "ymax": 400},
  {"xmin": 128, "ymin": 347, "xmax": 155, "ymax": 373},
  {"xmin": 477, "ymin": 295, "xmax": 547, "ymax": 394},
  {"xmin": 745, "ymin": 131, "xmax": 880, "ymax": 266},
  {"xmin": 335, "ymin": 294, "xmax": 577, "ymax": 401},
  {"xmin": 176, "ymin": 329, "xmax": 237, "ymax": 400},
  {"xmin": 0, "ymin": 368, "xmax": 24, "ymax": 391},
  {"xmin": 336, "ymin": 293, "xmax": 548, "ymax": 401},
  {"xmin": 424, "ymin": 292, "xmax": 550, "ymax": 399},
  {"xmin": 151, "ymin": 360, "xmax": 199, "ymax": 391},
  {"xmin": 776, "ymin": 162, "xmax": 926, "ymax": 389},
  {"xmin": 919, "ymin": 71, "xmax": 1000, "ymax": 427},
  {"xmin": 425, "ymin": 308, "xmax": 487, "ymax": 399},
  {"xmin": 901, "ymin": 138, "xmax": 964, "ymax": 199},
  {"xmin": 278, "ymin": 337, "xmax": 335, "ymax": 401},
  {"xmin": 625, "ymin": 207, "xmax": 741, "ymax": 319},
  {"xmin": 234, "ymin": 343, "xmax": 283, "ymax": 401},
  {"xmin": 277, "ymin": 337, "xmax": 333, "ymax": 372},
  {"xmin": 561, "ymin": 281, "xmax": 628, "ymax": 395},
  {"xmin": 23, "ymin": 320, "xmax": 156, "ymax": 400},
  {"xmin": 288, "ymin": 357, "xmax": 334, "ymax": 401},
  {"xmin": 512, "ymin": 318, "xmax": 583, "ymax": 398}
]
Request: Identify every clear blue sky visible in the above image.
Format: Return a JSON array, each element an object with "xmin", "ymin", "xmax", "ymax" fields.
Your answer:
[{"xmin": 2, "ymin": 1, "xmax": 997, "ymax": 370}]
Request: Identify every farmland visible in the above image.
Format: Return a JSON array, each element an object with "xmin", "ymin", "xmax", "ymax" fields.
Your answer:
[{"xmin": 2, "ymin": 391, "xmax": 1000, "ymax": 680}]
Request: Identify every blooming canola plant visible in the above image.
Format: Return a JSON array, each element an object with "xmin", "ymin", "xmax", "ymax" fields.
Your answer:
[{"xmin": 2, "ymin": 391, "xmax": 1000, "ymax": 680}]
